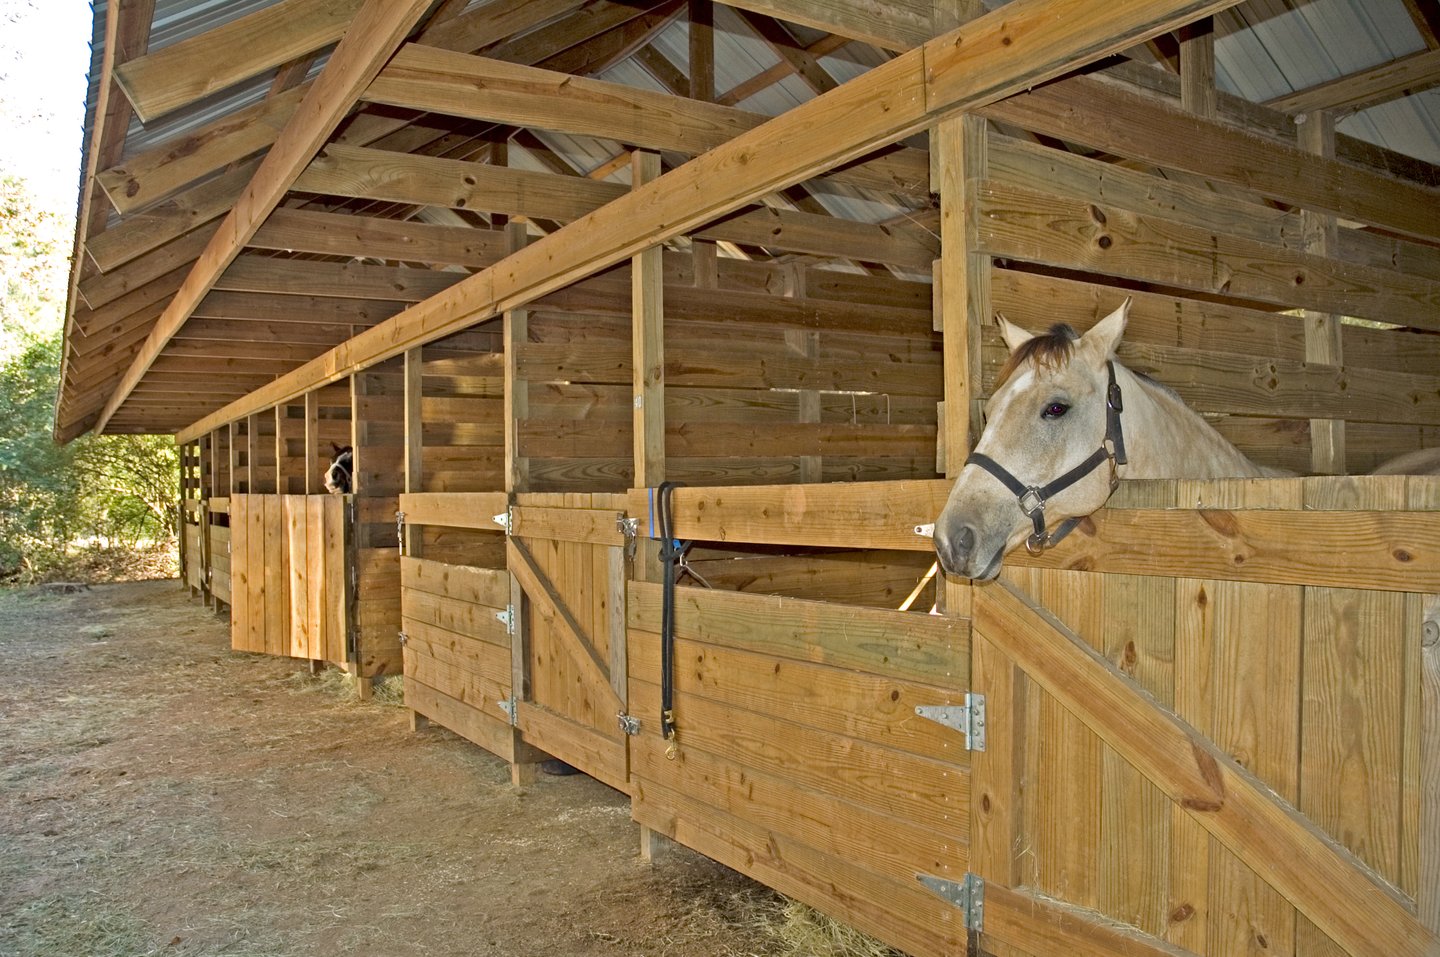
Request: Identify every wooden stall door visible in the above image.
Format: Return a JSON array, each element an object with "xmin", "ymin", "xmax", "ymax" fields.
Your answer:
[
  {"xmin": 229, "ymin": 494, "xmax": 349, "ymax": 663},
  {"xmin": 970, "ymin": 477, "xmax": 1440, "ymax": 957},
  {"xmin": 509, "ymin": 492, "xmax": 630, "ymax": 792}
]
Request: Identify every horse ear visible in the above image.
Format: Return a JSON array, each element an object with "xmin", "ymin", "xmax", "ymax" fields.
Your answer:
[
  {"xmin": 1083, "ymin": 298, "xmax": 1130, "ymax": 359},
  {"xmin": 331, "ymin": 442, "xmax": 342, "ymax": 455},
  {"xmin": 996, "ymin": 314, "xmax": 1035, "ymax": 354}
]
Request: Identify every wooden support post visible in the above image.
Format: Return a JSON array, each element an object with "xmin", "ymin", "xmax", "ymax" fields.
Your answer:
[
  {"xmin": 177, "ymin": 439, "xmax": 190, "ymax": 591},
  {"xmin": 229, "ymin": 419, "xmax": 243, "ymax": 494},
  {"xmin": 783, "ymin": 265, "xmax": 822, "ymax": 483},
  {"xmin": 1422, "ymin": 595, "xmax": 1440, "ymax": 934},
  {"xmin": 409, "ymin": 708, "xmax": 430, "ymax": 732},
  {"xmin": 639, "ymin": 823, "xmax": 670, "ymax": 863},
  {"xmin": 502, "ymin": 221, "xmax": 540, "ymax": 784},
  {"xmin": 349, "ymin": 374, "xmax": 367, "ymax": 495},
  {"xmin": 200, "ymin": 435, "xmax": 215, "ymax": 607},
  {"xmin": 1179, "ymin": 17, "xmax": 1216, "ymax": 118},
  {"xmin": 687, "ymin": 0, "xmax": 720, "ymax": 287},
  {"xmin": 402, "ymin": 346, "xmax": 423, "ymax": 555},
  {"xmin": 632, "ymin": 150, "xmax": 666, "ymax": 582},
  {"xmin": 935, "ymin": 112, "xmax": 988, "ymax": 623},
  {"xmin": 632, "ymin": 150, "xmax": 665, "ymax": 493},
  {"xmin": 1300, "ymin": 109, "xmax": 1345, "ymax": 474},
  {"xmin": 303, "ymin": 391, "xmax": 320, "ymax": 494},
  {"xmin": 503, "ymin": 222, "xmax": 530, "ymax": 494}
]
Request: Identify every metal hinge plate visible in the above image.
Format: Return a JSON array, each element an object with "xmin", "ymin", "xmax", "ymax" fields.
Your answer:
[
  {"xmin": 397, "ymin": 630, "xmax": 408, "ymax": 646},
  {"xmin": 498, "ymin": 697, "xmax": 518, "ymax": 726},
  {"xmin": 617, "ymin": 712, "xmax": 641, "ymax": 736},
  {"xmin": 915, "ymin": 693, "xmax": 986, "ymax": 751},
  {"xmin": 917, "ymin": 872, "xmax": 983, "ymax": 931},
  {"xmin": 395, "ymin": 510, "xmax": 406, "ymax": 554},
  {"xmin": 492, "ymin": 510, "xmax": 512, "ymax": 534},
  {"xmin": 495, "ymin": 605, "xmax": 514, "ymax": 634}
]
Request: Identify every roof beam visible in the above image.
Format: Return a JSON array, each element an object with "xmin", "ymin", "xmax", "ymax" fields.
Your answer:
[
  {"xmin": 214, "ymin": 255, "xmax": 467, "ymax": 302},
  {"xmin": 177, "ymin": 0, "xmax": 1245, "ymax": 443},
  {"xmin": 97, "ymin": 85, "xmax": 310, "ymax": 216},
  {"xmin": 114, "ymin": 0, "xmax": 366, "ymax": 122},
  {"xmin": 364, "ymin": 47, "xmax": 930, "ymax": 198},
  {"xmin": 249, "ymin": 207, "xmax": 506, "ymax": 267},
  {"xmin": 93, "ymin": 0, "xmax": 434, "ymax": 435},
  {"xmin": 1264, "ymin": 47, "xmax": 1440, "ymax": 115},
  {"xmin": 1401, "ymin": 0, "xmax": 1440, "ymax": 50},
  {"xmin": 715, "ymin": 0, "xmax": 931, "ymax": 52},
  {"xmin": 297, "ymin": 143, "xmax": 937, "ymax": 265}
]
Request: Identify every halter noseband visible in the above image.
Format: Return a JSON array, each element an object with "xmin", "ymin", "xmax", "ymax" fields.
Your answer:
[{"xmin": 964, "ymin": 360, "xmax": 1128, "ymax": 554}]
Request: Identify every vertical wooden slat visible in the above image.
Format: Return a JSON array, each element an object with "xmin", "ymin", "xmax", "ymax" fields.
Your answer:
[
  {"xmin": 264, "ymin": 495, "xmax": 287, "ymax": 656},
  {"xmin": 306, "ymin": 494, "xmax": 325, "ymax": 663},
  {"xmin": 1298, "ymin": 477, "xmax": 1409, "ymax": 957},
  {"xmin": 231, "ymin": 495, "xmax": 250, "ymax": 649},
  {"xmin": 325, "ymin": 494, "xmax": 347, "ymax": 664},
  {"xmin": 229, "ymin": 421, "xmax": 243, "ymax": 494},
  {"xmin": 1412, "ymin": 473, "xmax": 1440, "ymax": 934},
  {"xmin": 287, "ymin": 496, "xmax": 310, "ymax": 658},
  {"xmin": 247, "ymin": 492, "xmax": 266, "ymax": 652}
]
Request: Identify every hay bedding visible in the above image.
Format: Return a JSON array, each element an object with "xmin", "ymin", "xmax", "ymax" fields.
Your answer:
[{"xmin": 0, "ymin": 580, "xmax": 899, "ymax": 957}]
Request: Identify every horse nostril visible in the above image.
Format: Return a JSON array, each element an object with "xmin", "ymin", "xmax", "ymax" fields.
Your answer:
[{"xmin": 935, "ymin": 524, "xmax": 977, "ymax": 572}]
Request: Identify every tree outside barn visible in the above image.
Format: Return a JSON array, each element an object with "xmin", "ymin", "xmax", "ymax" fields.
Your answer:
[{"xmin": 0, "ymin": 174, "xmax": 177, "ymax": 581}]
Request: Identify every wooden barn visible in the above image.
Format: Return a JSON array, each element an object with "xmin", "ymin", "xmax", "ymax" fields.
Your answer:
[{"xmin": 62, "ymin": 0, "xmax": 1440, "ymax": 954}]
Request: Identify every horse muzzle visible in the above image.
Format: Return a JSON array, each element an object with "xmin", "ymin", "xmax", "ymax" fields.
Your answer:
[{"xmin": 933, "ymin": 522, "xmax": 1003, "ymax": 581}]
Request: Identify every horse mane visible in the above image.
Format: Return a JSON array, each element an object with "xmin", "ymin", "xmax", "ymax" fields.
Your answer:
[{"xmin": 994, "ymin": 323, "xmax": 1079, "ymax": 390}]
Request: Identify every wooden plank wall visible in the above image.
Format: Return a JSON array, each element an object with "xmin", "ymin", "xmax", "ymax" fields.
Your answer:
[
  {"xmin": 352, "ymin": 366, "xmax": 404, "ymax": 678},
  {"xmin": 417, "ymin": 331, "xmax": 505, "ymax": 493},
  {"xmin": 986, "ymin": 475, "xmax": 1439, "ymax": 957},
  {"xmin": 627, "ymin": 578, "xmax": 973, "ymax": 957},
  {"xmin": 972, "ymin": 120, "xmax": 1440, "ymax": 475},
  {"xmin": 209, "ymin": 497, "xmax": 231, "ymax": 606},
  {"xmin": 514, "ymin": 255, "xmax": 941, "ymax": 492}
]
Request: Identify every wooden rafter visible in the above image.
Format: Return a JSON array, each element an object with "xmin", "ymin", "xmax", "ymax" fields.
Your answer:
[
  {"xmin": 1402, "ymin": 0, "xmax": 1440, "ymax": 50},
  {"xmin": 363, "ymin": 47, "xmax": 931, "ymax": 199},
  {"xmin": 115, "ymin": 0, "xmax": 368, "ymax": 122},
  {"xmin": 92, "ymin": 0, "xmax": 435, "ymax": 435},
  {"xmin": 174, "ymin": 0, "xmax": 1249, "ymax": 444},
  {"xmin": 714, "ymin": 0, "xmax": 933, "ymax": 52},
  {"xmin": 1266, "ymin": 47, "xmax": 1440, "ymax": 115}
]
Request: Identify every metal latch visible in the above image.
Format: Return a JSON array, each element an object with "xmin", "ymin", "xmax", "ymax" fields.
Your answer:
[
  {"xmin": 915, "ymin": 693, "xmax": 985, "ymax": 751},
  {"xmin": 917, "ymin": 872, "xmax": 983, "ymax": 931},
  {"xmin": 617, "ymin": 516, "xmax": 639, "ymax": 559},
  {"xmin": 492, "ymin": 510, "xmax": 511, "ymax": 534},
  {"xmin": 915, "ymin": 523, "xmax": 935, "ymax": 538},
  {"xmin": 395, "ymin": 510, "xmax": 406, "ymax": 555},
  {"xmin": 397, "ymin": 630, "xmax": 408, "ymax": 646},
  {"xmin": 495, "ymin": 605, "xmax": 515, "ymax": 634},
  {"xmin": 498, "ymin": 697, "xmax": 518, "ymax": 726},
  {"xmin": 617, "ymin": 712, "xmax": 641, "ymax": 736}
]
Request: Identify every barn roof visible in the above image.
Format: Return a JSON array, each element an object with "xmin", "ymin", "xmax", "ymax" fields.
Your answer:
[{"xmin": 58, "ymin": 0, "xmax": 1440, "ymax": 440}]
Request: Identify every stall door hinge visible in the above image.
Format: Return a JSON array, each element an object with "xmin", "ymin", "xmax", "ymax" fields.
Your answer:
[
  {"xmin": 915, "ymin": 693, "xmax": 986, "ymax": 751},
  {"xmin": 616, "ymin": 712, "xmax": 641, "ymax": 736},
  {"xmin": 495, "ymin": 605, "xmax": 515, "ymax": 634},
  {"xmin": 395, "ymin": 510, "xmax": 406, "ymax": 555},
  {"xmin": 917, "ymin": 872, "xmax": 983, "ymax": 932},
  {"xmin": 492, "ymin": 509, "xmax": 512, "ymax": 534},
  {"xmin": 397, "ymin": 630, "xmax": 408, "ymax": 647},
  {"xmin": 498, "ymin": 696, "xmax": 518, "ymax": 726}
]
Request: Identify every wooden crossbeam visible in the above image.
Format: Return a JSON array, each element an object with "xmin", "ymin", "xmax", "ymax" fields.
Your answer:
[
  {"xmin": 249, "ymin": 207, "xmax": 506, "ymax": 267},
  {"xmin": 175, "ymin": 0, "xmax": 1246, "ymax": 444},
  {"xmin": 715, "ymin": 0, "xmax": 933, "ymax": 52},
  {"xmin": 94, "ymin": 0, "xmax": 434, "ymax": 435}
]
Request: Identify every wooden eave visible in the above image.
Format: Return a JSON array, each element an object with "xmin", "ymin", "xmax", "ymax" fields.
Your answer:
[{"xmin": 56, "ymin": 0, "xmax": 1440, "ymax": 443}]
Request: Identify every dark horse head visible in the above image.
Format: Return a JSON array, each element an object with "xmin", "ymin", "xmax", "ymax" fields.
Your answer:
[{"xmin": 324, "ymin": 444, "xmax": 353, "ymax": 494}]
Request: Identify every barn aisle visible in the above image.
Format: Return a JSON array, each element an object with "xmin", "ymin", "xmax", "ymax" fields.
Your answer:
[{"xmin": 0, "ymin": 580, "xmax": 786, "ymax": 957}]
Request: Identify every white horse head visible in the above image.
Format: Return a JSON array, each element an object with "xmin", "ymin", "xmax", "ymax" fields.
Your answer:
[{"xmin": 934, "ymin": 301, "xmax": 1274, "ymax": 580}]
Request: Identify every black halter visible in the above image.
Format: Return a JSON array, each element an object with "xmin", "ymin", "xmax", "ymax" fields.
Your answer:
[{"xmin": 964, "ymin": 361, "xmax": 1128, "ymax": 553}]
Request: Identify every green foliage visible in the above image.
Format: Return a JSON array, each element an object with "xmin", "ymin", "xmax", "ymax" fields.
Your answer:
[{"xmin": 0, "ymin": 173, "xmax": 178, "ymax": 580}]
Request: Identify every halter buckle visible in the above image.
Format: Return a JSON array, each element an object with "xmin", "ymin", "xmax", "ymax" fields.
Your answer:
[{"xmin": 1018, "ymin": 487, "xmax": 1045, "ymax": 517}]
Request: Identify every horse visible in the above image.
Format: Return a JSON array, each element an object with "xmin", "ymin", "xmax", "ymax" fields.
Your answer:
[
  {"xmin": 323, "ymin": 444, "xmax": 353, "ymax": 494},
  {"xmin": 933, "ymin": 300, "xmax": 1440, "ymax": 580}
]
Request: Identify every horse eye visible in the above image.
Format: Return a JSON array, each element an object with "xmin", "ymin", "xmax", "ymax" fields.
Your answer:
[{"xmin": 1041, "ymin": 402, "xmax": 1070, "ymax": 420}]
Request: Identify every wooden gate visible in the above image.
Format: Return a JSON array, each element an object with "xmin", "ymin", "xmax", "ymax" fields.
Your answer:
[
  {"xmin": 229, "ymin": 494, "xmax": 350, "ymax": 663},
  {"xmin": 973, "ymin": 476, "xmax": 1440, "ymax": 957},
  {"xmin": 508, "ymin": 492, "xmax": 631, "ymax": 792}
]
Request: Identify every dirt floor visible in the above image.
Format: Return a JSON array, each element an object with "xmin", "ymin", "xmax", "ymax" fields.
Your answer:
[{"xmin": 0, "ymin": 578, "xmax": 836, "ymax": 957}]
